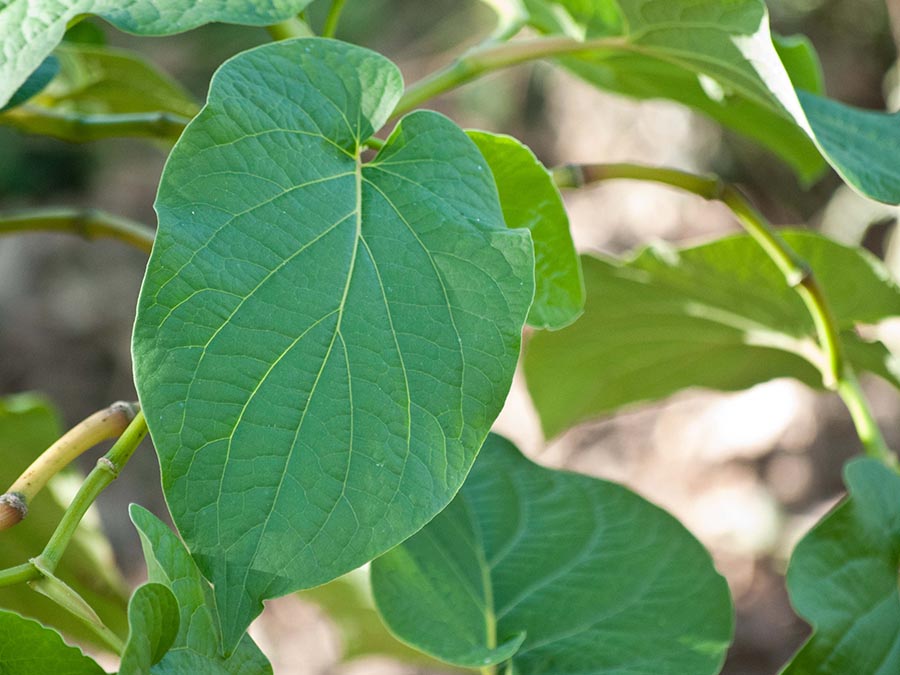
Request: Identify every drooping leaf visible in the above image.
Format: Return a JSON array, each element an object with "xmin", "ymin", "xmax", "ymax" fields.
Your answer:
[
  {"xmin": 0, "ymin": 0, "xmax": 313, "ymax": 108},
  {"xmin": 371, "ymin": 434, "xmax": 734, "ymax": 674},
  {"xmin": 132, "ymin": 38, "xmax": 534, "ymax": 651},
  {"xmin": 773, "ymin": 34, "xmax": 823, "ymax": 95},
  {"xmin": 468, "ymin": 130, "xmax": 583, "ymax": 330},
  {"xmin": 488, "ymin": 0, "xmax": 825, "ymax": 181},
  {"xmin": 798, "ymin": 91, "xmax": 900, "ymax": 206},
  {"xmin": 1, "ymin": 43, "xmax": 199, "ymax": 142},
  {"xmin": 119, "ymin": 584, "xmax": 180, "ymax": 675},
  {"xmin": 0, "ymin": 609, "xmax": 104, "ymax": 674},
  {"xmin": 0, "ymin": 393, "xmax": 129, "ymax": 646},
  {"xmin": 129, "ymin": 505, "xmax": 272, "ymax": 673},
  {"xmin": 782, "ymin": 458, "xmax": 900, "ymax": 674},
  {"xmin": 0, "ymin": 56, "xmax": 59, "ymax": 113},
  {"xmin": 524, "ymin": 231, "xmax": 900, "ymax": 437}
]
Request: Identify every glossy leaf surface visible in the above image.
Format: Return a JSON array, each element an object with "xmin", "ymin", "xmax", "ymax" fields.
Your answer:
[
  {"xmin": 133, "ymin": 38, "xmax": 534, "ymax": 651},
  {"xmin": 0, "ymin": 610, "xmax": 103, "ymax": 674},
  {"xmin": 524, "ymin": 232, "xmax": 900, "ymax": 437},
  {"xmin": 0, "ymin": 393, "xmax": 128, "ymax": 646},
  {"xmin": 468, "ymin": 130, "xmax": 583, "ymax": 330},
  {"xmin": 0, "ymin": 0, "xmax": 313, "ymax": 108},
  {"xmin": 119, "ymin": 584, "xmax": 180, "ymax": 675},
  {"xmin": 372, "ymin": 434, "xmax": 733, "ymax": 674},
  {"xmin": 130, "ymin": 505, "xmax": 272, "ymax": 673},
  {"xmin": 782, "ymin": 458, "xmax": 900, "ymax": 674}
]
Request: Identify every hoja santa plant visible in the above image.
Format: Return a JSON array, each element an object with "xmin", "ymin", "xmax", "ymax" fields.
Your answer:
[{"xmin": 0, "ymin": 1, "xmax": 899, "ymax": 673}]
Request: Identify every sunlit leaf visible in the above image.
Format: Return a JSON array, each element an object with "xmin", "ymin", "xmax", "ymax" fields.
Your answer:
[
  {"xmin": 524, "ymin": 232, "xmax": 900, "ymax": 436},
  {"xmin": 0, "ymin": 0, "xmax": 313, "ymax": 108}
]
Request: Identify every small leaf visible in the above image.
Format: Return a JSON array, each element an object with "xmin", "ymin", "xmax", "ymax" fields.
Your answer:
[
  {"xmin": 468, "ymin": 130, "xmax": 584, "ymax": 330},
  {"xmin": 371, "ymin": 434, "xmax": 733, "ymax": 674},
  {"xmin": 0, "ymin": 609, "xmax": 104, "ymax": 674},
  {"xmin": 524, "ymin": 231, "xmax": 900, "ymax": 437},
  {"xmin": 0, "ymin": 0, "xmax": 314, "ymax": 108},
  {"xmin": 1, "ymin": 43, "xmax": 199, "ymax": 142},
  {"xmin": 782, "ymin": 458, "xmax": 900, "ymax": 674},
  {"xmin": 119, "ymin": 584, "xmax": 180, "ymax": 675},
  {"xmin": 0, "ymin": 393, "xmax": 128, "ymax": 646},
  {"xmin": 133, "ymin": 38, "xmax": 533, "ymax": 650},
  {"xmin": 799, "ymin": 90, "xmax": 900, "ymax": 206},
  {"xmin": 129, "ymin": 505, "xmax": 272, "ymax": 674}
]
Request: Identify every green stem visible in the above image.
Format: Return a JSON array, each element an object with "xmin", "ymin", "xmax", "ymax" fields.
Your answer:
[
  {"xmin": 0, "ymin": 208, "xmax": 155, "ymax": 254},
  {"xmin": 0, "ymin": 562, "xmax": 40, "ymax": 587},
  {"xmin": 391, "ymin": 35, "xmax": 625, "ymax": 119},
  {"xmin": 0, "ymin": 402, "xmax": 138, "ymax": 530},
  {"xmin": 322, "ymin": 0, "xmax": 347, "ymax": 38},
  {"xmin": 553, "ymin": 162, "xmax": 895, "ymax": 465},
  {"xmin": 266, "ymin": 16, "xmax": 315, "ymax": 40},
  {"xmin": 2, "ymin": 108, "xmax": 189, "ymax": 142},
  {"xmin": 36, "ymin": 410, "xmax": 148, "ymax": 572}
]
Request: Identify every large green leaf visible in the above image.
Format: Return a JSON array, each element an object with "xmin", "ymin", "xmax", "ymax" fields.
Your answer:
[
  {"xmin": 371, "ymin": 433, "xmax": 733, "ymax": 674},
  {"xmin": 0, "ymin": 609, "xmax": 104, "ymax": 674},
  {"xmin": 0, "ymin": 393, "xmax": 128, "ymax": 646},
  {"xmin": 0, "ymin": 0, "xmax": 313, "ymax": 108},
  {"xmin": 129, "ymin": 505, "xmax": 272, "ymax": 673},
  {"xmin": 1, "ymin": 43, "xmax": 199, "ymax": 142},
  {"xmin": 119, "ymin": 584, "xmax": 180, "ymax": 675},
  {"xmin": 468, "ymin": 130, "xmax": 583, "ymax": 330},
  {"xmin": 524, "ymin": 231, "xmax": 900, "ymax": 437},
  {"xmin": 132, "ymin": 38, "xmax": 534, "ymax": 651},
  {"xmin": 782, "ymin": 458, "xmax": 900, "ymax": 674}
]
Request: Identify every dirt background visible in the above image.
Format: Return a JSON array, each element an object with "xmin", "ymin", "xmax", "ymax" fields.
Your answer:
[{"xmin": 1, "ymin": 1, "xmax": 899, "ymax": 673}]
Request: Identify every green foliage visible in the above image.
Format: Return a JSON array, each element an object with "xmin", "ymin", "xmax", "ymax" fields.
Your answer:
[
  {"xmin": 0, "ymin": 0, "xmax": 313, "ymax": 108},
  {"xmin": 525, "ymin": 232, "xmax": 900, "ymax": 436},
  {"xmin": 0, "ymin": 609, "xmax": 104, "ymax": 675},
  {"xmin": 0, "ymin": 43, "xmax": 199, "ymax": 142},
  {"xmin": 0, "ymin": 394, "xmax": 128, "ymax": 645},
  {"xmin": 119, "ymin": 584, "xmax": 180, "ymax": 675},
  {"xmin": 468, "ymin": 131, "xmax": 584, "ymax": 330},
  {"xmin": 372, "ymin": 434, "xmax": 733, "ymax": 674},
  {"xmin": 783, "ymin": 459, "xmax": 900, "ymax": 673},
  {"xmin": 133, "ymin": 37, "xmax": 535, "ymax": 651},
  {"xmin": 1, "ymin": 56, "xmax": 59, "ymax": 113},
  {"xmin": 130, "ymin": 505, "xmax": 272, "ymax": 673}
]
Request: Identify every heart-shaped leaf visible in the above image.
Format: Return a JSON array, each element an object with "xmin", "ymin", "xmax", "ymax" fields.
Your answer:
[
  {"xmin": 130, "ymin": 505, "xmax": 272, "ymax": 673},
  {"xmin": 468, "ymin": 130, "xmax": 583, "ymax": 330},
  {"xmin": 132, "ymin": 38, "xmax": 534, "ymax": 650},
  {"xmin": 782, "ymin": 458, "xmax": 900, "ymax": 673},
  {"xmin": 524, "ymin": 231, "xmax": 900, "ymax": 437},
  {"xmin": 371, "ymin": 433, "xmax": 733, "ymax": 674},
  {"xmin": 0, "ymin": 609, "xmax": 104, "ymax": 674},
  {"xmin": 119, "ymin": 584, "xmax": 180, "ymax": 675},
  {"xmin": 0, "ymin": 0, "xmax": 313, "ymax": 108}
]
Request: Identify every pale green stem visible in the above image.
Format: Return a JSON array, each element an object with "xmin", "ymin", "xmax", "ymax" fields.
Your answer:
[
  {"xmin": 552, "ymin": 162, "xmax": 896, "ymax": 466},
  {"xmin": 322, "ymin": 0, "xmax": 347, "ymax": 38},
  {"xmin": 0, "ymin": 208, "xmax": 156, "ymax": 254},
  {"xmin": 391, "ymin": 35, "xmax": 626, "ymax": 119},
  {"xmin": 2, "ymin": 108, "xmax": 189, "ymax": 142},
  {"xmin": 267, "ymin": 16, "xmax": 315, "ymax": 40}
]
